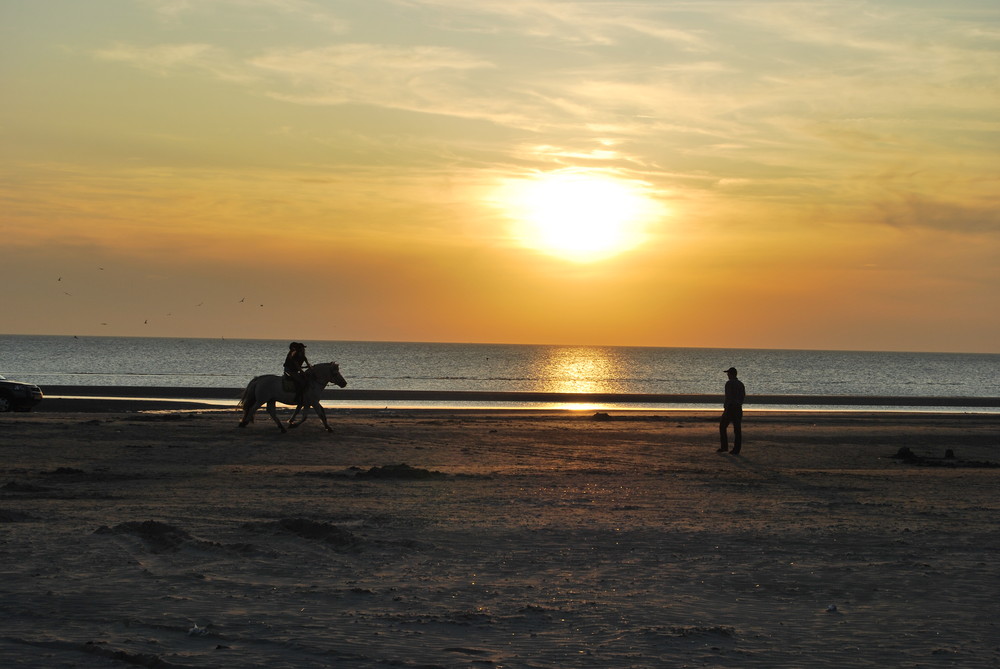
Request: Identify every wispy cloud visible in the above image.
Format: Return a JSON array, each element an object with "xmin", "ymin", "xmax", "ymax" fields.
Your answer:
[
  {"xmin": 95, "ymin": 43, "xmax": 259, "ymax": 83},
  {"xmin": 250, "ymin": 44, "xmax": 494, "ymax": 107},
  {"xmin": 394, "ymin": 0, "xmax": 709, "ymax": 49},
  {"xmin": 878, "ymin": 194, "xmax": 1000, "ymax": 234},
  {"xmin": 141, "ymin": 0, "xmax": 349, "ymax": 31}
]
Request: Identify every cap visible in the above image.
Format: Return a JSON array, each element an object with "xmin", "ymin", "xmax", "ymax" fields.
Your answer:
[{"xmin": 724, "ymin": 367, "xmax": 737, "ymax": 374}]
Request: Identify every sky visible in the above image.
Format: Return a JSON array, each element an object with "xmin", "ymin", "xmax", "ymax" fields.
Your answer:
[{"xmin": 2, "ymin": 0, "xmax": 998, "ymax": 353}]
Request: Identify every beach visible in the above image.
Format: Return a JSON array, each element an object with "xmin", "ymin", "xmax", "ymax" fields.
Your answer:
[{"xmin": 2, "ymin": 407, "xmax": 998, "ymax": 668}]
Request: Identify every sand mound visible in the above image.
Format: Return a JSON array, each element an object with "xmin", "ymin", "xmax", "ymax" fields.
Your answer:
[
  {"xmin": 95, "ymin": 520, "xmax": 195, "ymax": 553},
  {"xmin": 6, "ymin": 639, "xmax": 184, "ymax": 668},
  {"xmin": 890, "ymin": 446, "xmax": 999, "ymax": 468},
  {"xmin": 244, "ymin": 518, "xmax": 361, "ymax": 550},
  {"xmin": 295, "ymin": 463, "xmax": 453, "ymax": 480},
  {"xmin": 0, "ymin": 508, "xmax": 35, "ymax": 522},
  {"xmin": 355, "ymin": 463, "xmax": 447, "ymax": 480},
  {"xmin": 95, "ymin": 520, "xmax": 258, "ymax": 555},
  {"xmin": 1, "ymin": 481, "xmax": 52, "ymax": 494}
]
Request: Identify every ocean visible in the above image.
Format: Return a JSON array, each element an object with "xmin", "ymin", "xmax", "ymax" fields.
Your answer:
[{"xmin": 1, "ymin": 335, "xmax": 998, "ymax": 411}]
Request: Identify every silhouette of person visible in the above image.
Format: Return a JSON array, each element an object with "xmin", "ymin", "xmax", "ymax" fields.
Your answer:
[
  {"xmin": 718, "ymin": 367, "xmax": 746, "ymax": 454},
  {"xmin": 283, "ymin": 342, "xmax": 311, "ymax": 402}
]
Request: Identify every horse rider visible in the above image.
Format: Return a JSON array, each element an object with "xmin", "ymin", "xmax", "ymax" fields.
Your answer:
[{"xmin": 283, "ymin": 342, "xmax": 311, "ymax": 403}]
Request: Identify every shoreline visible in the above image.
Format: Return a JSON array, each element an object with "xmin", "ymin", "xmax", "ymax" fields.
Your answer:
[
  {"xmin": 33, "ymin": 385, "xmax": 1000, "ymax": 413},
  {"xmin": 11, "ymin": 406, "xmax": 1000, "ymax": 432},
  {"xmin": 32, "ymin": 399, "xmax": 1000, "ymax": 416}
]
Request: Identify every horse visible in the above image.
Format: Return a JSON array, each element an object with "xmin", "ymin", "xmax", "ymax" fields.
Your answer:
[{"xmin": 237, "ymin": 362, "xmax": 347, "ymax": 433}]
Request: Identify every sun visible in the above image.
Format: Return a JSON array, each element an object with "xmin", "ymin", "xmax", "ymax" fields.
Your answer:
[{"xmin": 497, "ymin": 172, "xmax": 663, "ymax": 262}]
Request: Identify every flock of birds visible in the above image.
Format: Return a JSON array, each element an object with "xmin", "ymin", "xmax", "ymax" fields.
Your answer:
[{"xmin": 57, "ymin": 268, "xmax": 266, "ymax": 328}]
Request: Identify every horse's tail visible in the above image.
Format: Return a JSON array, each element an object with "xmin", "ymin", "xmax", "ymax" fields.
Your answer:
[{"xmin": 237, "ymin": 377, "xmax": 259, "ymax": 412}]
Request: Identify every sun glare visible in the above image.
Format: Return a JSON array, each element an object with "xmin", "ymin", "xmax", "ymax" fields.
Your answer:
[{"xmin": 497, "ymin": 172, "xmax": 663, "ymax": 262}]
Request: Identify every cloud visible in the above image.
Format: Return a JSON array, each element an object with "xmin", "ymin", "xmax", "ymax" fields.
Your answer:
[
  {"xmin": 92, "ymin": 39, "xmax": 566, "ymax": 132},
  {"xmin": 141, "ymin": 0, "xmax": 348, "ymax": 30},
  {"xmin": 250, "ymin": 43, "xmax": 495, "ymax": 108},
  {"xmin": 95, "ymin": 43, "xmax": 259, "ymax": 83},
  {"xmin": 878, "ymin": 194, "xmax": 1000, "ymax": 234},
  {"xmin": 394, "ymin": 0, "xmax": 709, "ymax": 49},
  {"xmin": 99, "ymin": 2, "xmax": 1000, "ymax": 141}
]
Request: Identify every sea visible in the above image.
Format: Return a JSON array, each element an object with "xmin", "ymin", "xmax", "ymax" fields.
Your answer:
[{"xmin": 1, "ymin": 335, "xmax": 998, "ymax": 412}]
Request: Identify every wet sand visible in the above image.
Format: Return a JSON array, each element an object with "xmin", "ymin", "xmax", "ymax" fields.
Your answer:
[{"xmin": 2, "ymin": 408, "xmax": 998, "ymax": 667}]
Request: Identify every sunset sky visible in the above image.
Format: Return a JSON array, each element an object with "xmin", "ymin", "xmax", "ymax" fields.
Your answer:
[{"xmin": 2, "ymin": 0, "xmax": 998, "ymax": 352}]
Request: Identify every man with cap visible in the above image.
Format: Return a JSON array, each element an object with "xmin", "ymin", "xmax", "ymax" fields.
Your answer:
[{"xmin": 719, "ymin": 367, "xmax": 746, "ymax": 454}]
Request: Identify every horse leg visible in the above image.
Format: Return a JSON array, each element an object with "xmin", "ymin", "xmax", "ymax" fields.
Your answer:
[
  {"xmin": 239, "ymin": 400, "xmax": 260, "ymax": 427},
  {"xmin": 294, "ymin": 401, "xmax": 311, "ymax": 427},
  {"xmin": 288, "ymin": 404, "xmax": 302, "ymax": 428},
  {"xmin": 265, "ymin": 399, "xmax": 286, "ymax": 433},
  {"xmin": 313, "ymin": 402, "xmax": 333, "ymax": 432},
  {"xmin": 238, "ymin": 381, "xmax": 256, "ymax": 427}
]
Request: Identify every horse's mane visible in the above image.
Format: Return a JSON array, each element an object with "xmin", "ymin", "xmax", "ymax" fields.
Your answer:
[{"xmin": 305, "ymin": 362, "xmax": 338, "ymax": 381}]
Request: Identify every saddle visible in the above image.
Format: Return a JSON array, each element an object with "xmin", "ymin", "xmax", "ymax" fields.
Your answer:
[{"xmin": 282, "ymin": 376, "xmax": 298, "ymax": 394}]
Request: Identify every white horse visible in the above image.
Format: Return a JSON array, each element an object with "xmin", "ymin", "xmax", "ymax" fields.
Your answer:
[{"xmin": 237, "ymin": 362, "xmax": 347, "ymax": 433}]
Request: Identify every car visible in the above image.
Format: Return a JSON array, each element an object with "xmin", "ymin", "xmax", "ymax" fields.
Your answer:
[{"xmin": 0, "ymin": 375, "xmax": 44, "ymax": 412}]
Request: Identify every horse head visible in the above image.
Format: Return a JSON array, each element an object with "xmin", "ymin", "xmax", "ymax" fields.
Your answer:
[
  {"xmin": 323, "ymin": 362, "xmax": 348, "ymax": 388},
  {"xmin": 310, "ymin": 362, "xmax": 347, "ymax": 388}
]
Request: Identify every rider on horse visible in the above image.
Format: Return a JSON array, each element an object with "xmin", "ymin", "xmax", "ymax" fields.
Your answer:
[{"xmin": 283, "ymin": 342, "xmax": 311, "ymax": 403}]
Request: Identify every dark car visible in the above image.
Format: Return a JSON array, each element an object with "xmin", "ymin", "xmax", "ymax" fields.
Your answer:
[{"xmin": 0, "ymin": 375, "xmax": 44, "ymax": 412}]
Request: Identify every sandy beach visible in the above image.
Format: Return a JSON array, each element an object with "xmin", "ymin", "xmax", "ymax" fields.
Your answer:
[{"xmin": 2, "ymin": 407, "xmax": 998, "ymax": 668}]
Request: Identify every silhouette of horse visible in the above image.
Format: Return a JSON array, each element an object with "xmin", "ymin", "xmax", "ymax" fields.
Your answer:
[{"xmin": 237, "ymin": 362, "xmax": 347, "ymax": 433}]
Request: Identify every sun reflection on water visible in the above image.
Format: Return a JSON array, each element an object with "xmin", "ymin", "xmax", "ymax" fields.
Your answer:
[
  {"xmin": 548, "ymin": 402, "xmax": 605, "ymax": 411},
  {"xmin": 533, "ymin": 347, "xmax": 631, "ymax": 409}
]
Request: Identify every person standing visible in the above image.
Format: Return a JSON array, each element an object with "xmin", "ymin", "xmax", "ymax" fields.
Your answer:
[{"xmin": 719, "ymin": 367, "xmax": 746, "ymax": 454}]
